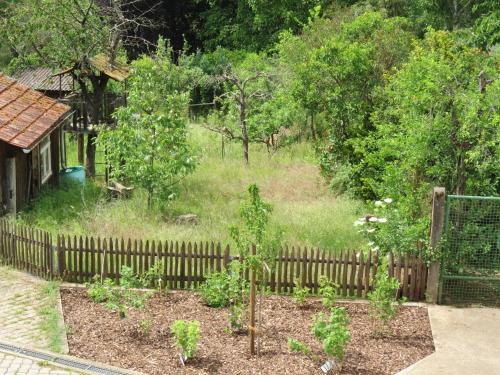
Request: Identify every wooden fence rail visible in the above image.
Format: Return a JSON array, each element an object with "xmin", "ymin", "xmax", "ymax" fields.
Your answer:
[{"xmin": 0, "ymin": 219, "xmax": 428, "ymax": 301}]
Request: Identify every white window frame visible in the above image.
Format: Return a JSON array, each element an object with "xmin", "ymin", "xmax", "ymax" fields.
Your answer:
[{"xmin": 40, "ymin": 136, "xmax": 52, "ymax": 184}]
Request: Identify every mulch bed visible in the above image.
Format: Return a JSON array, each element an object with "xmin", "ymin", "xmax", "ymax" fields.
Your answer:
[{"xmin": 60, "ymin": 288, "xmax": 434, "ymax": 375}]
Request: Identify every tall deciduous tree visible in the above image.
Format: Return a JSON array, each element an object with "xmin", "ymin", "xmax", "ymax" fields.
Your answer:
[
  {"xmin": 205, "ymin": 53, "xmax": 276, "ymax": 164},
  {"xmin": 97, "ymin": 39, "xmax": 196, "ymax": 207},
  {"xmin": 365, "ymin": 29, "xmax": 498, "ymax": 211},
  {"xmin": 0, "ymin": 0, "xmax": 156, "ymax": 176}
]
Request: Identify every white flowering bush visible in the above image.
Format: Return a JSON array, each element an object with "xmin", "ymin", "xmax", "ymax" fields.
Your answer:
[{"xmin": 354, "ymin": 198, "xmax": 428, "ymax": 257}]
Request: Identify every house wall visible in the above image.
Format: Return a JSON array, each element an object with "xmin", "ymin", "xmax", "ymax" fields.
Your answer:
[{"xmin": 0, "ymin": 126, "xmax": 61, "ymax": 215}]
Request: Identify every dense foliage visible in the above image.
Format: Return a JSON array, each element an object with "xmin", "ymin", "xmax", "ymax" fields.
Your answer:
[
  {"xmin": 1, "ymin": 0, "xmax": 497, "ymax": 259},
  {"xmin": 98, "ymin": 39, "xmax": 196, "ymax": 207}
]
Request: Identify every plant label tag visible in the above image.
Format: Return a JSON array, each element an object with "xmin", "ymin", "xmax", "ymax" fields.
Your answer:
[
  {"xmin": 179, "ymin": 354, "xmax": 187, "ymax": 366},
  {"xmin": 320, "ymin": 360, "xmax": 335, "ymax": 373}
]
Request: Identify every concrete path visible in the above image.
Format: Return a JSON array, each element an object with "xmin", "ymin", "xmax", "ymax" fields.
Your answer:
[
  {"xmin": 0, "ymin": 351, "xmax": 82, "ymax": 375},
  {"xmin": 0, "ymin": 266, "xmax": 76, "ymax": 374},
  {"xmin": 398, "ymin": 305, "xmax": 500, "ymax": 375},
  {"xmin": 0, "ymin": 266, "xmax": 67, "ymax": 351}
]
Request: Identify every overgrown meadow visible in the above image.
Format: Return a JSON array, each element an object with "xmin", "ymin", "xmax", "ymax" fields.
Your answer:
[{"xmin": 17, "ymin": 125, "xmax": 364, "ymax": 252}]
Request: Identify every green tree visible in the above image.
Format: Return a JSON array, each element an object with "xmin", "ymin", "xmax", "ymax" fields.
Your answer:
[
  {"xmin": 352, "ymin": 29, "xmax": 498, "ymax": 255},
  {"xmin": 0, "ymin": 0, "xmax": 154, "ymax": 176},
  {"xmin": 98, "ymin": 39, "xmax": 196, "ymax": 207},
  {"xmin": 205, "ymin": 52, "xmax": 277, "ymax": 164},
  {"xmin": 200, "ymin": 0, "xmax": 326, "ymax": 51}
]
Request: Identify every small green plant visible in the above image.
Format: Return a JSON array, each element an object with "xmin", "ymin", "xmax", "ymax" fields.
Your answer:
[
  {"xmin": 120, "ymin": 266, "xmax": 142, "ymax": 289},
  {"xmin": 199, "ymin": 271, "xmax": 231, "ymax": 307},
  {"xmin": 171, "ymin": 320, "xmax": 201, "ymax": 363},
  {"xmin": 140, "ymin": 260, "xmax": 165, "ymax": 289},
  {"xmin": 312, "ymin": 307, "xmax": 350, "ymax": 362},
  {"xmin": 368, "ymin": 258, "xmax": 404, "ymax": 335},
  {"xmin": 200, "ymin": 262, "xmax": 248, "ymax": 308},
  {"xmin": 138, "ymin": 319, "xmax": 152, "ymax": 336},
  {"xmin": 86, "ymin": 277, "xmax": 114, "ymax": 303},
  {"xmin": 85, "ymin": 268, "xmax": 151, "ymax": 318},
  {"xmin": 228, "ymin": 303, "xmax": 245, "ymax": 331},
  {"xmin": 318, "ymin": 276, "xmax": 337, "ymax": 309},
  {"xmin": 287, "ymin": 338, "xmax": 312, "ymax": 356},
  {"xmin": 292, "ymin": 279, "xmax": 310, "ymax": 306}
]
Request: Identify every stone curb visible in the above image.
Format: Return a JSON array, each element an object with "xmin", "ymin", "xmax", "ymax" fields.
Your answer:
[
  {"xmin": 56, "ymin": 286, "xmax": 70, "ymax": 355},
  {"xmin": 0, "ymin": 340, "xmax": 145, "ymax": 375}
]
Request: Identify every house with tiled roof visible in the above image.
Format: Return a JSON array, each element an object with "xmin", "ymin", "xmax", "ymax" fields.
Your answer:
[{"xmin": 0, "ymin": 73, "xmax": 71, "ymax": 214}]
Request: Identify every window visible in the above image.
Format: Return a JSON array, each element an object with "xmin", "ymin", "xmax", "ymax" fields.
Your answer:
[{"xmin": 40, "ymin": 136, "xmax": 52, "ymax": 184}]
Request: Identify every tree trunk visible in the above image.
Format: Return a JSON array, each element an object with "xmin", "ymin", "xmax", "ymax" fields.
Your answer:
[
  {"xmin": 86, "ymin": 134, "xmax": 97, "ymax": 178},
  {"xmin": 310, "ymin": 111, "xmax": 317, "ymax": 141},
  {"xmin": 84, "ymin": 76, "xmax": 109, "ymax": 178},
  {"xmin": 77, "ymin": 134, "xmax": 85, "ymax": 165},
  {"xmin": 239, "ymin": 100, "xmax": 249, "ymax": 165}
]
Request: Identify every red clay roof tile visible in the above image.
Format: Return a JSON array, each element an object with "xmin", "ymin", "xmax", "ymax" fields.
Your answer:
[{"xmin": 0, "ymin": 74, "xmax": 70, "ymax": 149}]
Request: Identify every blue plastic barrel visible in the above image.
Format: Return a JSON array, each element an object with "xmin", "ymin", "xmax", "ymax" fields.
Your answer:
[{"xmin": 60, "ymin": 166, "xmax": 85, "ymax": 183}]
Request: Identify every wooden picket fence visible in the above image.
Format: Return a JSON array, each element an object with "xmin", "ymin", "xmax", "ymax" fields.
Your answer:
[
  {"xmin": 0, "ymin": 219, "xmax": 428, "ymax": 301},
  {"xmin": 0, "ymin": 220, "xmax": 54, "ymax": 277}
]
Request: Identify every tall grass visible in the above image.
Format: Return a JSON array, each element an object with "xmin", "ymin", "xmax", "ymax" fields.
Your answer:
[{"xmin": 17, "ymin": 125, "xmax": 365, "ymax": 252}]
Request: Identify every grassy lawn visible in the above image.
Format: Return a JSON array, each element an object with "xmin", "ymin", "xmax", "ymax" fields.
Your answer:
[{"xmin": 17, "ymin": 125, "xmax": 364, "ymax": 252}]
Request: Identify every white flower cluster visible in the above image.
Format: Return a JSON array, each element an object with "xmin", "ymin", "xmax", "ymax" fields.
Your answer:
[
  {"xmin": 353, "ymin": 216, "xmax": 388, "ymax": 226},
  {"xmin": 375, "ymin": 197, "xmax": 393, "ymax": 206}
]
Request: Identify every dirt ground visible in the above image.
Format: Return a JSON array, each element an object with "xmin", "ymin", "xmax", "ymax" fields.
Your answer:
[{"xmin": 61, "ymin": 288, "xmax": 434, "ymax": 375}]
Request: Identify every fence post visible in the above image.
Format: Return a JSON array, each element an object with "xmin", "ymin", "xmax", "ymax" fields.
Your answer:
[{"xmin": 426, "ymin": 187, "xmax": 446, "ymax": 303}]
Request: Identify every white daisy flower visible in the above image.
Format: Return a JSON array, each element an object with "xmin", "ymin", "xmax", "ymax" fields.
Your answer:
[
  {"xmin": 383, "ymin": 198, "xmax": 393, "ymax": 204},
  {"xmin": 369, "ymin": 217, "xmax": 378, "ymax": 222}
]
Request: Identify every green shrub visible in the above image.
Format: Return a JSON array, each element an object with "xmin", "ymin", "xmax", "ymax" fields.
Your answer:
[
  {"xmin": 120, "ymin": 266, "xmax": 142, "ymax": 289},
  {"xmin": 85, "ymin": 268, "xmax": 152, "ymax": 318},
  {"xmin": 171, "ymin": 320, "xmax": 201, "ymax": 361},
  {"xmin": 312, "ymin": 307, "xmax": 350, "ymax": 361},
  {"xmin": 287, "ymin": 338, "xmax": 311, "ymax": 355},
  {"xmin": 139, "ymin": 260, "xmax": 166, "ymax": 289},
  {"xmin": 318, "ymin": 276, "xmax": 337, "ymax": 309},
  {"xmin": 292, "ymin": 279, "xmax": 310, "ymax": 306},
  {"xmin": 228, "ymin": 303, "xmax": 245, "ymax": 331},
  {"xmin": 86, "ymin": 278, "xmax": 114, "ymax": 303},
  {"xmin": 368, "ymin": 258, "xmax": 404, "ymax": 335},
  {"xmin": 199, "ymin": 271, "xmax": 231, "ymax": 307},
  {"xmin": 199, "ymin": 262, "xmax": 248, "ymax": 308}
]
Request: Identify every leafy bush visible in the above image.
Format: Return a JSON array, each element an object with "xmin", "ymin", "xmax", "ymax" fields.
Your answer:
[
  {"xmin": 312, "ymin": 307, "xmax": 350, "ymax": 361},
  {"xmin": 85, "ymin": 267, "xmax": 152, "ymax": 318},
  {"xmin": 287, "ymin": 338, "xmax": 311, "ymax": 356},
  {"xmin": 318, "ymin": 276, "xmax": 337, "ymax": 309},
  {"xmin": 228, "ymin": 303, "xmax": 245, "ymax": 331},
  {"xmin": 199, "ymin": 262, "xmax": 248, "ymax": 308},
  {"xmin": 368, "ymin": 258, "xmax": 404, "ymax": 335},
  {"xmin": 120, "ymin": 266, "xmax": 142, "ymax": 289},
  {"xmin": 140, "ymin": 260, "xmax": 166, "ymax": 289},
  {"xmin": 292, "ymin": 279, "xmax": 310, "ymax": 306},
  {"xmin": 199, "ymin": 270, "xmax": 231, "ymax": 307},
  {"xmin": 171, "ymin": 320, "xmax": 201, "ymax": 361},
  {"xmin": 86, "ymin": 277, "xmax": 114, "ymax": 303}
]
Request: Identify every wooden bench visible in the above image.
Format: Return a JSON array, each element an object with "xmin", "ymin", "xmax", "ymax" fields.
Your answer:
[{"xmin": 107, "ymin": 181, "xmax": 134, "ymax": 199}]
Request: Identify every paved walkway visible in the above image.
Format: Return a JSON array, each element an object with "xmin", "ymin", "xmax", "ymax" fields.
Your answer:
[
  {"xmin": 398, "ymin": 305, "xmax": 500, "ymax": 375},
  {"xmin": 0, "ymin": 351, "xmax": 82, "ymax": 375},
  {"xmin": 0, "ymin": 266, "xmax": 76, "ymax": 374},
  {"xmin": 0, "ymin": 266, "xmax": 60, "ymax": 350}
]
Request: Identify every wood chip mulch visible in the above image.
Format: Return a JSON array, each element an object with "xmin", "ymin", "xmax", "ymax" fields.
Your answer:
[{"xmin": 60, "ymin": 288, "xmax": 434, "ymax": 375}]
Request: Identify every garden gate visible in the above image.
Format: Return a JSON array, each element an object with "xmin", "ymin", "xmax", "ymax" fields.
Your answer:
[{"xmin": 439, "ymin": 195, "xmax": 500, "ymax": 306}]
